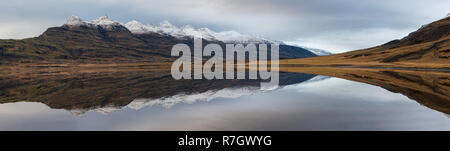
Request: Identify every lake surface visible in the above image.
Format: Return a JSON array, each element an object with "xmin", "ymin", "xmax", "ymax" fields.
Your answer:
[{"xmin": 0, "ymin": 69, "xmax": 449, "ymax": 130}]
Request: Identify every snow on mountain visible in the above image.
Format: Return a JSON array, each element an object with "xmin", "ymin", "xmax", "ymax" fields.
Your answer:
[
  {"xmin": 91, "ymin": 15, "xmax": 121, "ymax": 29},
  {"xmin": 123, "ymin": 19, "xmax": 282, "ymax": 44},
  {"xmin": 212, "ymin": 31, "xmax": 278, "ymax": 44},
  {"xmin": 64, "ymin": 16, "xmax": 329, "ymax": 55},
  {"xmin": 283, "ymin": 41, "xmax": 333, "ymax": 56},
  {"xmin": 124, "ymin": 20, "xmax": 217, "ymax": 40},
  {"xmin": 64, "ymin": 15, "xmax": 121, "ymax": 29},
  {"xmin": 65, "ymin": 16, "xmax": 89, "ymax": 26},
  {"xmin": 158, "ymin": 20, "xmax": 181, "ymax": 36},
  {"xmin": 180, "ymin": 25, "xmax": 216, "ymax": 40},
  {"xmin": 63, "ymin": 16, "xmax": 299, "ymax": 46},
  {"xmin": 124, "ymin": 20, "xmax": 153, "ymax": 34},
  {"xmin": 299, "ymin": 47, "xmax": 333, "ymax": 56}
]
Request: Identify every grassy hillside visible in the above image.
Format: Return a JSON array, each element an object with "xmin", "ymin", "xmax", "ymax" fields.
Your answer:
[{"xmin": 281, "ymin": 17, "xmax": 450, "ymax": 68}]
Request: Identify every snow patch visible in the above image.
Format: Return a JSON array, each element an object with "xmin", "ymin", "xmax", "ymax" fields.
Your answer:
[
  {"xmin": 124, "ymin": 20, "xmax": 152, "ymax": 34},
  {"xmin": 124, "ymin": 20, "xmax": 282, "ymax": 44},
  {"xmin": 91, "ymin": 15, "xmax": 121, "ymax": 29},
  {"xmin": 65, "ymin": 16, "xmax": 89, "ymax": 26},
  {"xmin": 64, "ymin": 15, "xmax": 121, "ymax": 29}
]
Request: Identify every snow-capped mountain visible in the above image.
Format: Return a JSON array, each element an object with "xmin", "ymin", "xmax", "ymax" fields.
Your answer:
[
  {"xmin": 123, "ymin": 20, "xmax": 155, "ymax": 34},
  {"xmin": 92, "ymin": 15, "xmax": 122, "ymax": 29},
  {"xmin": 124, "ymin": 19, "xmax": 282, "ymax": 44},
  {"xmin": 65, "ymin": 16, "xmax": 90, "ymax": 26},
  {"xmin": 122, "ymin": 19, "xmax": 335, "ymax": 56},
  {"xmin": 65, "ymin": 15, "xmax": 122, "ymax": 29},
  {"xmin": 64, "ymin": 15, "xmax": 328, "ymax": 56}
]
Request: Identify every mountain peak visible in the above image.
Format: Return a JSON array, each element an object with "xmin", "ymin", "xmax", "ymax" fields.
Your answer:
[
  {"xmin": 92, "ymin": 15, "xmax": 121, "ymax": 28},
  {"xmin": 125, "ymin": 19, "xmax": 281, "ymax": 43},
  {"xmin": 124, "ymin": 20, "xmax": 145, "ymax": 29},
  {"xmin": 98, "ymin": 15, "xmax": 109, "ymax": 20},
  {"xmin": 125, "ymin": 20, "xmax": 152, "ymax": 34},
  {"xmin": 159, "ymin": 20, "xmax": 174, "ymax": 28},
  {"xmin": 64, "ymin": 15, "xmax": 122, "ymax": 29},
  {"xmin": 65, "ymin": 15, "xmax": 89, "ymax": 26},
  {"xmin": 127, "ymin": 20, "xmax": 143, "ymax": 25}
]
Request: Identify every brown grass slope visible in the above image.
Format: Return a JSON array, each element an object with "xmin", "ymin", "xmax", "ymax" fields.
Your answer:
[{"xmin": 282, "ymin": 16, "xmax": 450, "ymax": 68}]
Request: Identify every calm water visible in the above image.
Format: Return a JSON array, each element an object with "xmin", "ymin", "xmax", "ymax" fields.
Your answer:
[{"xmin": 0, "ymin": 71, "xmax": 449, "ymax": 130}]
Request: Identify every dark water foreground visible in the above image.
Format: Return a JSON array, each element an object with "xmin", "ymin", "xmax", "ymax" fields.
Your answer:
[{"xmin": 0, "ymin": 67, "xmax": 449, "ymax": 130}]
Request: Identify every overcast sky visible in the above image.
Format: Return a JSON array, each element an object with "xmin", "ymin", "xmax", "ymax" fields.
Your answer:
[{"xmin": 0, "ymin": 0, "xmax": 449, "ymax": 53}]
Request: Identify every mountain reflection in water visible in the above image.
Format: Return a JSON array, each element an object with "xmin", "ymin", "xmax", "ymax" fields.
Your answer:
[
  {"xmin": 0, "ymin": 70, "xmax": 316, "ymax": 115},
  {"xmin": 0, "ymin": 67, "xmax": 449, "ymax": 130}
]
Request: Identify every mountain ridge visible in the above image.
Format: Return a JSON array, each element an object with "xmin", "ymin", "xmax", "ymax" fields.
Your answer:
[{"xmin": 64, "ymin": 15, "xmax": 331, "ymax": 55}]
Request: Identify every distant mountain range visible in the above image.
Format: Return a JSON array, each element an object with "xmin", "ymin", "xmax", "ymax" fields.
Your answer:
[{"xmin": 0, "ymin": 15, "xmax": 333, "ymax": 64}]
